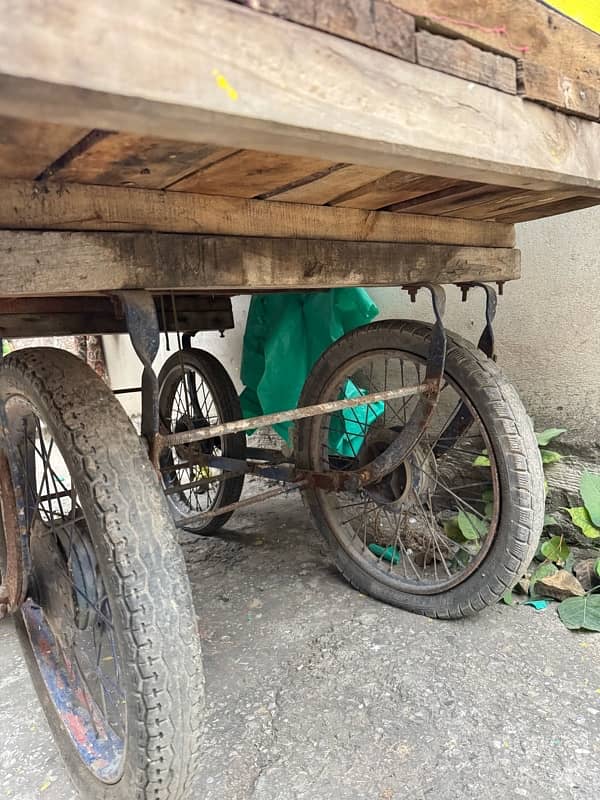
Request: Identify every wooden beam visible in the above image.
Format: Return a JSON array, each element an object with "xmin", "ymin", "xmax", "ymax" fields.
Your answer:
[
  {"xmin": 0, "ymin": 231, "xmax": 520, "ymax": 296},
  {"xmin": 235, "ymin": 1, "xmax": 416, "ymax": 61},
  {"xmin": 388, "ymin": 0, "xmax": 600, "ymax": 91},
  {"xmin": 415, "ymin": 30, "xmax": 516, "ymax": 94},
  {"xmin": 0, "ymin": 295, "xmax": 234, "ymax": 337},
  {"xmin": 1, "ymin": 1, "xmax": 599, "ymax": 194},
  {"xmin": 0, "ymin": 180, "xmax": 516, "ymax": 248},
  {"xmin": 517, "ymin": 62, "xmax": 599, "ymax": 120}
]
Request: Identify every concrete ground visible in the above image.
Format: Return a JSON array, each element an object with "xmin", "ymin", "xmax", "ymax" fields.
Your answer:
[{"xmin": 1, "ymin": 491, "xmax": 600, "ymax": 800}]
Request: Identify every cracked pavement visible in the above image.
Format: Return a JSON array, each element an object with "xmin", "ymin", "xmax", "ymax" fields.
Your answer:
[{"xmin": 1, "ymin": 492, "xmax": 600, "ymax": 799}]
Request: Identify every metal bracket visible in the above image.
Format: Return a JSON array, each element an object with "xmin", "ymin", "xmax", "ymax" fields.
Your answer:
[
  {"xmin": 116, "ymin": 291, "xmax": 160, "ymax": 444},
  {"xmin": 435, "ymin": 282, "xmax": 498, "ymax": 456},
  {"xmin": 359, "ymin": 284, "xmax": 447, "ymax": 487},
  {"xmin": 457, "ymin": 281, "xmax": 498, "ymax": 359}
]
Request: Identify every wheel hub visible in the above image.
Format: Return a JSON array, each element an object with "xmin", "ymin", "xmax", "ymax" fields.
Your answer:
[
  {"xmin": 359, "ymin": 428, "xmax": 433, "ymax": 511},
  {"xmin": 174, "ymin": 413, "xmax": 217, "ymax": 462},
  {"xmin": 30, "ymin": 517, "xmax": 101, "ymax": 636}
]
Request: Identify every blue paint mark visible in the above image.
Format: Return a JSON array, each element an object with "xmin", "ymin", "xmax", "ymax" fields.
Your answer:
[{"xmin": 22, "ymin": 601, "xmax": 125, "ymax": 782}]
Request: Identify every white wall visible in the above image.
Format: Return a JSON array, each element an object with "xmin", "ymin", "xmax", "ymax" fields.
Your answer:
[{"xmin": 105, "ymin": 207, "xmax": 600, "ymax": 440}]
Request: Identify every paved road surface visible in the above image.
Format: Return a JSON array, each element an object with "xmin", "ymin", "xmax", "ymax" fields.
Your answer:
[{"xmin": 1, "ymin": 492, "xmax": 599, "ymax": 799}]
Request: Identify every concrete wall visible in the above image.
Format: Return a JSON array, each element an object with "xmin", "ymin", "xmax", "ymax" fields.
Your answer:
[{"xmin": 105, "ymin": 207, "xmax": 600, "ymax": 443}]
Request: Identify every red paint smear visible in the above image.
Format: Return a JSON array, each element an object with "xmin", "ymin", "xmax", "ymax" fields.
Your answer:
[
  {"xmin": 427, "ymin": 14, "xmax": 530, "ymax": 54},
  {"xmin": 64, "ymin": 711, "xmax": 89, "ymax": 747}
]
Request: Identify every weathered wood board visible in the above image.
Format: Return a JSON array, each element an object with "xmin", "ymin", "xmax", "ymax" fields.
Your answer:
[
  {"xmin": 1, "ymin": 0, "xmax": 599, "ymax": 196},
  {"xmin": 0, "ymin": 180, "xmax": 516, "ymax": 248},
  {"xmin": 0, "ymin": 231, "xmax": 521, "ymax": 295}
]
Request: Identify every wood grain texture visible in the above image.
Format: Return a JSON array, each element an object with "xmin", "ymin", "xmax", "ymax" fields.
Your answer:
[
  {"xmin": 442, "ymin": 189, "xmax": 582, "ymax": 221},
  {"xmin": 387, "ymin": 182, "xmax": 507, "ymax": 215},
  {"xmin": 236, "ymin": 0, "xmax": 416, "ymax": 60},
  {"xmin": 0, "ymin": 231, "xmax": 521, "ymax": 295},
  {"xmin": 1, "ymin": 0, "xmax": 599, "ymax": 195},
  {"xmin": 518, "ymin": 62, "xmax": 599, "ymax": 120},
  {"xmin": 169, "ymin": 149, "xmax": 336, "ymax": 197},
  {"xmin": 0, "ymin": 179, "xmax": 516, "ymax": 248},
  {"xmin": 0, "ymin": 115, "xmax": 87, "ymax": 179},
  {"xmin": 331, "ymin": 173, "xmax": 463, "ymax": 209},
  {"xmin": 491, "ymin": 196, "xmax": 600, "ymax": 224},
  {"xmin": 389, "ymin": 0, "xmax": 600, "ymax": 90},
  {"xmin": 45, "ymin": 132, "xmax": 237, "ymax": 188},
  {"xmin": 416, "ymin": 30, "xmax": 516, "ymax": 93},
  {"xmin": 267, "ymin": 164, "xmax": 391, "ymax": 204},
  {"xmin": 0, "ymin": 295, "xmax": 234, "ymax": 337}
]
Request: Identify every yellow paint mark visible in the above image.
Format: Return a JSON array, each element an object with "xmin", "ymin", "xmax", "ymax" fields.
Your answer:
[{"xmin": 212, "ymin": 69, "xmax": 238, "ymax": 101}]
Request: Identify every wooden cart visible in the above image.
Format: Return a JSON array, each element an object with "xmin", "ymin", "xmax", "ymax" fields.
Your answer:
[{"xmin": 0, "ymin": 2, "xmax": 598, "ymax": 798}]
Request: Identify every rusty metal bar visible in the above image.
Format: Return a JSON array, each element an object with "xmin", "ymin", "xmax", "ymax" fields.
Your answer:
[
  {"xmin": 174, "ymin": 480, "xmax": 308, "ymax": 529},
  {"xmin": 157, "ymin": 383, "xmax": 427, "ymax": 451}
]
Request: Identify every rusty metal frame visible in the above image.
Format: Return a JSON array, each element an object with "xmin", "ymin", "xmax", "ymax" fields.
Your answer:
[{"xmin": 134, "ymin": 284, "xmax": 450, "ymax": 502}]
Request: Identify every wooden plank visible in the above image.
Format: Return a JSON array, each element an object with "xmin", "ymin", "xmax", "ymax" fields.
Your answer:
[
  {"xmin": 388, "ymin": 0, "xmax": 600, "ymax": 90},
  {"xmin": 237, "ymin": 1, "xmax": 416, "ymax": 60},
  {"xmin": 0, "ymin": 295, "xmax": 233, "ymax": 336},
  {"xmin": 0, "ymin": 231, "xmax": 521, "ymax": 295},
  {"xmin": 442, "ymin": 189, "xmax": 583, "ymax": 221},
  {"xmin": 46, "ymin": 132, "xmax": 238, "ymax": 188},
  {"xmin": 1, "ymin": 0, "xmax": 600, "ymax": 194},
  {"xmin": 331, "ymin": 173, "xmax": 464, "ymax": 209},
  {"xmin": 0, "ymin": 180, "xmax": 516, "ymax": 248},
  {"xmin": 491, "ymin": 196, "xmax": 600, "ymax": 224},
  {"xmin": 267, "ymin": 164, "xmax": 392, "ymax": 204},
  {"xmin": 416, "ymin": 30, "xmax": 516, "ymax": 93},
  {"xmin": 387, "ymin": 182, "xmax": 508, "ymax": 214},
  {"xmin": 517, "ymin": 62, "xmax": 599, "ymax": 120},
  {"xmin": 0, "ymin": 115, "xmax": 87, "ymax": 179},
  {"xmin": 169, "ymin": 149, "xmax": 337, "ymax": 197}
]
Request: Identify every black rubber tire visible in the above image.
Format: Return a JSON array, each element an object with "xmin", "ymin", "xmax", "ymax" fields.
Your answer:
[
  {"xmin": 296, "ymin": 320, "xmax": 545, "ymax": 619},
  {"xmin": 0, "ymin": 348, "xmax": 204, "ymax": 800},
  {"xmin": 158, "ymin": 348, "xmax": 245, "ymax": 533}
]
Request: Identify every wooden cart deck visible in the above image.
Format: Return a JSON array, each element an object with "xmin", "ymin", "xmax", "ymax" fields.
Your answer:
[{"xmin": 0, "ymin": 0, "xmax": 599, "ymax": 301}]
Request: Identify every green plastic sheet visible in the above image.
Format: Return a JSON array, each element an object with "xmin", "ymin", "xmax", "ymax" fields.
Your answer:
[{"xmin": 240, "ymin": 289, "xmax": 380, "ymax": 450}]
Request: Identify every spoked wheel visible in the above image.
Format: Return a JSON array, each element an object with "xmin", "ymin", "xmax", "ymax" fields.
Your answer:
[
  {"xmin": 297, "ymin": 320, "xmax": 544, "ymax": 618},
  {"xmin": 158, "ymin": 349, "xmax": 245, "ymax": 533},
  {"xmin": 0, "ymin": 348, "xmax": 204, "ymax": 800}
]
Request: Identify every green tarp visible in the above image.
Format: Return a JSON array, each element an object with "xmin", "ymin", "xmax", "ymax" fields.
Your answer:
[{"xmin": 240, "ymin": 289, "xmax": 380, "ymax": 451}]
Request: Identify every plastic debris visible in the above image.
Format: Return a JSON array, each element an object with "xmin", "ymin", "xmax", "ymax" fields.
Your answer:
[
  {"xmin": 368, "ymin": 543, "xmax": 400, "ymax": 564},
  {"xmin": 522, "ymin": 599, "xmax": 549, "ymax": 611}
]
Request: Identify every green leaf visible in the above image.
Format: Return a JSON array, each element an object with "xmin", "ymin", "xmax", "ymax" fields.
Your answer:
[
  {"xmin": 544, "ymin": 513, "xmax": 558, "ymax": 527},
  {"xmin": 580, "ymin": 472, "xmax": 600, "ymax": 527},
  {"xmin": 535, "ymin": 428, "xmax": 567, "ymax": 446},
  {"xmin": 564, "ymin": 506, "xmax": 600, "ymax": 539},
  {"xmin": 557, "ymin": 595, "xmax": 600, "ymax": 631},
  {"xmin": 484, "ymin": 502, "xmax": 494, "ymax": 519},
  {"xmin": 501, "ymin": 588, "xmax": 515, "ymax": 606},
  {"xmin": 540, "ymin": 535, "xmax": 570, "ymax": 564},
  {"xmin": 444, "ymin": 516, "xmax": 464, "ymax": 542},
  {"xmin": 457, "ymin": 510, "xmax": 487, "ymax": 541},
  {"xmin": 473, "ymin": 454, "xmax": 491, "ymax": 468},
  {"xmin": 529, "ymin": 561, "xmax": 558, "ymax": 597},
  {"xmin": 540, "ymin": 449, "xmax": 562, "ymax": 465},
  {"xmin": 481, "ymin": 488, "xmax": 494, "ymax": 503}
]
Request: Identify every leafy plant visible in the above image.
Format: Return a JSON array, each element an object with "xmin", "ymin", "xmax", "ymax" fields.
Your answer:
[
  {"xmin": 504, "ymin": 440, "xmax": 600, "ymax": 629},
  {"xmin": 557, "ymin": 594, "xmax": 600, "ymax": 632}
]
